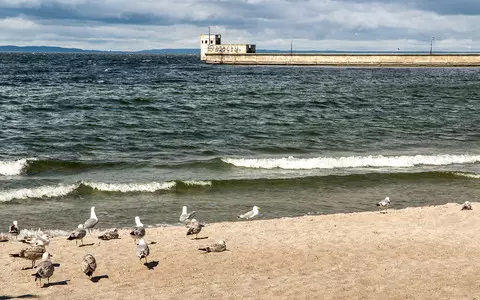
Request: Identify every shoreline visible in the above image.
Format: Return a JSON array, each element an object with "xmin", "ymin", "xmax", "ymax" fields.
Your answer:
[{"xmin": 2, "ymin": 202, "xmax": 480, "ymax": 299}]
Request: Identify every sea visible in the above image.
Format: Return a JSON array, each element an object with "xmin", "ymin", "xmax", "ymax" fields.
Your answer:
[{"xmin": 0, "ymin": 53, "xmax": 479, "ymax": 234}]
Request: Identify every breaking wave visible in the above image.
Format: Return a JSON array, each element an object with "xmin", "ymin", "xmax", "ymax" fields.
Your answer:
[
  {"xmin": 0, "ymin": 179, "xmax": 214, "ymax": 202},
  {"xmin": 222, "ymin": 154, "xmax": 480, "ymax": 170},
  {"xmin": 0, "ymin": 158, "xmax": 33, "ymax": 176}
]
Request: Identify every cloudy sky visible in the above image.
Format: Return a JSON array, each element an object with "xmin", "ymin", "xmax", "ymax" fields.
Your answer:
[{"xmin": 0, "ymin": 0, "xmax": 479, "ymax": 51}]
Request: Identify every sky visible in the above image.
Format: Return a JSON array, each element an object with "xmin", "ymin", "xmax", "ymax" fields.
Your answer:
[{"xmin": 0, "ymin": 0, "xmax": 479, "ymax": 51}]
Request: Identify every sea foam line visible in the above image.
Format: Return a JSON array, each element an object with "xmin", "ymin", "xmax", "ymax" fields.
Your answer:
[
  {"xmin": 181, "ymin": 180, "xmax": 212, "ymax": 186},
  {"xmin": 0, "ymin": 180, "xmax": 177, "ymax": 202},
  {"xmin": 453, "ymin": 172, "xmax": 480, "ymax": 179},
  {"xmin": 0, "ymin": 183, "xmax": 79, "ymax": 202},
  {"xmin": 222, "ymin": 154, "xmax": 480, "ymax": 170},
  {"xmin": 82, "ymin": 181, "xmax": 176, "ymax": 192},
  {"xmin": 0, "ymin": 158, "xmax": 33, "ymax": 176}
]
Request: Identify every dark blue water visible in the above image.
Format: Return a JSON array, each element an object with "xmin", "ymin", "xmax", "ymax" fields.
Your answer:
[{"xmin": 0, "ymin": 53, "xmax": 479, "ymax": 232}]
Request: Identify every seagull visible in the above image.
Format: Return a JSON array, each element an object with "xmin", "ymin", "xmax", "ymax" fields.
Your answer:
[
  {"xmin": 32, "ymin": 252, "xmax": 54, "ymax": 287},
  {"xmin": 186, "ymin": 219, "xmax": 205, "ymax": 239},
  {"xmin": 21, "ymin": 233, "xmax": 51, "ymax": 247},
  {"xmin": 376, "ymin": 197, "xmax": 391, "ymax": 213},
  {"xmin": 83, "ymin": 206, "xmax": 98, "ymax": 233},
  {"xmin": 9, "ymin": 220, "xmax": 19, "ymax": 239},
  {"xmin": 67, "ymin": 224, "xmax": 87, "ymax": 246},
  {"xmin": 179, "ymin": 206, "xmax": 196, "ymax": 225},
  {"xmin": 136, "ymin": 238, "xmax": 150, "ymax": 263},
  {"xmin": 238, "ymin": 206, "xmax": 260, "ymax": 220},
  {"xmin": 81, "ymin": 254, "xmax": 97, "ymax": 279},
  {"xmin": 98, "ymin": 228, "xmax": 119, "ymax": 240},
  {"xmin": 461, "ymin": 201, "xmax": 472, "ymax": 210},
  {"xmin": 9, "ymin": 240, "xmax": 46, "ymax": 269},
  {"xmin": 130, "ymin": 216, "xmax": 146, "ymax": 244},
  {"xmin": 198, "ymin": 240, "xmax": 227, "ymax": 253}
]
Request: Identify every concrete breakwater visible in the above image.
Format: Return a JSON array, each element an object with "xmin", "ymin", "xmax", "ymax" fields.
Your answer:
[{"xmin": 205, "ymin": 53, "xmax": 480, "ymax": 67}]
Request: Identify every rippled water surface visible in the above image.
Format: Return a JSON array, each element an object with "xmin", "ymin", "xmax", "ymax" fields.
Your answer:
[{"xmin": 0, "ymin": 53, "xmax": 479, "ymax": 231}]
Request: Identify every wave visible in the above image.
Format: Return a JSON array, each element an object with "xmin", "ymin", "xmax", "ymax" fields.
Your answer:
[
  {"xmin": 222, "ymin": 154, "xmax": 480, "ymax": 170},
  {"xmin": 0, "ymin": 183, "xmax": 78, "ymax": 202},
  {"xmin": 0, "ymin": 179, "xmax": 211, "ymax": 202},
  {"xmin": 83, "ymin": 181, "xmax": 176, "ymax": 193},
  {"xmin": 452, "ymin": 172, "xmax": 480, "ymax": 179},
  {"xmin": 0, "ymin": 158, "xmax": 32, "ymax": 176}
]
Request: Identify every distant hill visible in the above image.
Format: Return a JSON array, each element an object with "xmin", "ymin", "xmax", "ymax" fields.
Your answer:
[
  {"xmin": 0, "ymin": 45, "xmax": 102, "ymax": 53},
  {"xmin": 136, "ymin": 48, "xmax": 199, "ymax": 54},
  {"xmin": 1, "ymin": 45, "xmax": 473, "ymax": 54},
  {"xmin": 0, "ymin": 45, "xmax": 200, "ymax": 54}
]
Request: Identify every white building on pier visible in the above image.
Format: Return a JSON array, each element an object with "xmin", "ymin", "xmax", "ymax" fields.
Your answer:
[{"xmin": 200, "ymin": 33, "xmax": 256, "ymax": 60}]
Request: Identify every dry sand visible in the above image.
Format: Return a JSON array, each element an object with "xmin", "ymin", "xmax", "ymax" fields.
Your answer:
[{"xmin": 1, "ymin": 203, "xmax": 480, "ymax": 300}]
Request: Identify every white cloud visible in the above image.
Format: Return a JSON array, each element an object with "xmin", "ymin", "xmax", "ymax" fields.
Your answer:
[{"xmin": 0, "ymin": 0, "xmax": 479, "ymax": 51}]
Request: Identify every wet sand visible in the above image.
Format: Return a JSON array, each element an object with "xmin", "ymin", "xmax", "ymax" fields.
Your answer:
[{"xmin": 1, "ymin": 202, "xmax": 479, "ymax": 299}]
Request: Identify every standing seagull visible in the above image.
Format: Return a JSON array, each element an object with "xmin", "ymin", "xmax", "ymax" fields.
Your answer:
[
  {"xmin": 130, "ymin": 216, "xmax": 146, "ymax": 244},
  {"xmin": 32, "ymin": 252, "xmax": 54, "ymax": 287},
  {"xmin": 83, "ymin": 206, "xmax": 98, "ymax": 233},
  {"xmin": 179, "ymin": 206, "xmax": 196, "ymax": 225},
  {"xmin": 9, "ymin": 220, "xmax": 20, "ymax": 239},
  {"xmin": 81, "ymin": 254, "xmax": 97, "ymax": 279},
  {"xmin": 9, "ymin": 240, "xmax": 46, "ymax": 269},
  {"xmin": 377, "ymin": 197, "xmax": 391, "ymax": 213},
  {"xmin": 198, "ymin": 240, "xmax": 227, "ymax": 253},
  {"xmin": 67, "ymin": 224, "xmax": 87, "ymax": 246},
  {"xmin": 461, "ymin": 201, "xmax": 472, "ymax": 210},
  {"xmin": 238, "ymin": 206, "xmax": 260, "ymax": 220},
  {"xmin": 186, "ymin": 219, "xmax": 205, "ymax": 239},
  {"xmin": 136, "ymin": 238, "xmax": 150, "ymax": 263}
]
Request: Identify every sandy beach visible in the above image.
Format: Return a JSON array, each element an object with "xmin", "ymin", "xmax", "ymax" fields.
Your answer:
[{"xmin": 1, "ymin": 202, "xmax": 480, "ymax": 299}]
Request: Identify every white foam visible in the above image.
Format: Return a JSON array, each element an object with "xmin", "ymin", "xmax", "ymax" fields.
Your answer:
[
  {"xmin": 83, "ymin": 181, "xmax": 176, "ymax": 192},
  {"xmin": 453, "ymin": 172, "xmax": 480, "ymax": 179},
  {"xmin": 18, "ymin": 228, "xmax": 70, "ymax": 239},
  {"xmin": 222, "ymin": 154, "xmax": 480, "ymax": 170},
  {"xmin": 0, "ymin": 158, "xmax": 31, "ymax": 176},
  {"xmin": 0, "ymin": 183, "xmax": 78, "ymax": 202},
  {"xmin": 181, "ymin": 180, "xmax": 212, "ymax": 186}
]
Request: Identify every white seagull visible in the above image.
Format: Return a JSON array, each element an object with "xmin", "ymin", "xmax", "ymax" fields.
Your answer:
[
  {"xmin": 130, "ymin": 216, "xmax": 146, "ymax": 244},
  {"xmin": 136, "ymin": 238, "xmax": 150, "ymax": 263},
  {"xmin": 83, "ymin": 206, "xmax": 99, "ymax": 233},
  {"xmin": 238, "ymin": 206, "xmax": 260, "ymax": 220},
  {"xmin": 376, "ymin": 197, "xmax": 391, "ymax": 213},
  {"xmin": 179, "ymin": 206, "xmax": 196, "ymax": 225}
]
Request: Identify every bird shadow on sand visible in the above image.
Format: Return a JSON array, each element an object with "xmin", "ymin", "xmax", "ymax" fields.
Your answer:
[
  {"xmin": 191, "ymin": 237, "xmax": 208, "ymax": 240},
  {"xmin": 0, "ymin": 295, "xmax": 39, "ymax": 299},
  {"xmin": 41, "ymin": 280, "xmax": 70, "ymax": 288},
  {"xmin": 79, "ymin": 243, "xmax": 95, "ymax": 247},
  {"xmin": 144, "ymin": 261, "xmax": 159, "ymax": 270},
  {"xmin": 52, "ymin": 263, "xmax": 61, "ymax": 268},
  {"xmin": 90, "ymin": 275, "xmax": 109, "ymax": 283},
  {"xmin": 149, "ymin": 241, "xmax": 157, "ymax": 245},
  {"xmin": 0, "ymin": 240, "xmax": 8, "ymax": 243}
]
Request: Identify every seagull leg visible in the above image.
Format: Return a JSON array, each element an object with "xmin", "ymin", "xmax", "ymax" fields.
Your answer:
[{"xmin": 81, "ymin": 239, "xmax": 84, "ymax": 246}]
